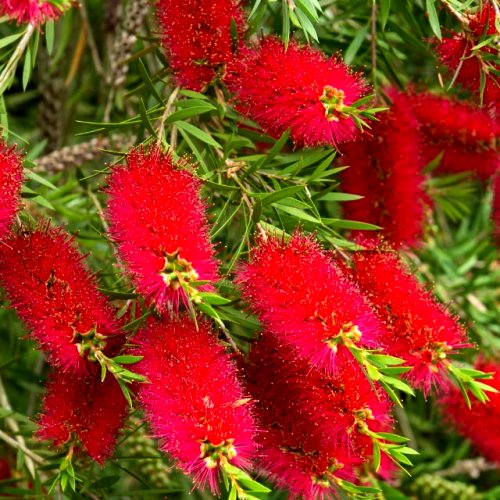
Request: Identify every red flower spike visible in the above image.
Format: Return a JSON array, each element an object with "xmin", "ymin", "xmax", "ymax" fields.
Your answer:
[
  {"xmin": 37, "ymin": 366, "xmax": 128, "ymax": 464},
  {"xmin": 432, "ymin": 2, "xmax": 500, "ymax": 110},
  {"xmin": 155, "ymin": 0, "xmax": 246, "ymax": 91},
  {"xmin": 439, "ymin": 358, "xmax": 500, "ymax": 465},
  {"xmin": 350, "ymin": 249, "xmax": 469, "ymax": 395},
  {"xmin": 338, "ymin": 140, "xmax": 383, "ymax": 231},
  {"xmin": 237, "ymin": 232, "xmax": 384, "ymax": 374},
  {"xmin": 421, "ymin": 142, "xmax": 499, "ymax": 181},
  {"xmin": 467, "ymin": 2, "xmax": 498, "ymax": 36},
  {"xmin": 409, "ymin": 92, "xmax": 498, "ymax": 148},
  {"xmin": 0, "ymin": 141, "xmax": 23, "ymax": 237},
  {"xmin": 244, "ymin": 336, "xmax": 393, "ymax": 498},
  {"xmin": 133, "ymin": 316, "xmax": 256, "ymax": 493},
  {"xmin": 0, "ymin": 224, "xmax": 124, "ymax": 373},
  {"xmin": 226, "ymin": 36, "xmax": 369, "ymax": 148},
  {"xmin": 106, "ymin": 146, "xmax": 218, "ymax": 313},
  {"xmin": 0, "ymin": 0, "xmax": 69, "ymax": 26},
  {"xmin": 340, "ymin": 91, "xmax": 427, "ymax": 248}
]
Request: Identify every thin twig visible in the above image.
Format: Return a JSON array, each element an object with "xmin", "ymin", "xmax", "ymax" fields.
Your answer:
[
  {"xmin": 156, "ymin": 86, "xmax": 180, "ymax": 146},
  {"xmin": 435, "ymin": 457, "xmax": 498, "ymax": 478},
  {"xmin": 79, "ymin": 0, "xmax": 104, "ymax": 75},
  {"xmin": 0, "ymin": 376, "xmax": 38, "ymax": 476},
  {"xmin": 0, "ymin": 429, "xmax": 44, "ymax": 464}
]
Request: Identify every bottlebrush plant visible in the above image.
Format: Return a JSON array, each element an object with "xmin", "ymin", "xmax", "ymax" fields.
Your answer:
[{"xmin": 0, "ymin": 1, "xmax": 498, "ymax": 499}]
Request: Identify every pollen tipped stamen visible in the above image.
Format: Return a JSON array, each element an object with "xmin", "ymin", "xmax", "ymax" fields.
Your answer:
[
  {"xmin": 325, "ymin": 323, "xmax": 362, "ymax": 352},
  {"xmin": 311, "ymin": 460, "xmax": 345, "ymax": 489},
  {"xmin": 160, "ymin": 250, "xmax": 200, "ymax": 290},
  {"xmin": 200, "ymin": 438, "xmax": 237, "ymax": 469},
  {"xmin": 320, "ymin": 85, "xmax": 346, "ymax": 122},
  {"xmin": 73, "ymin": 328, "xmax": 108, "ymax": 362}
]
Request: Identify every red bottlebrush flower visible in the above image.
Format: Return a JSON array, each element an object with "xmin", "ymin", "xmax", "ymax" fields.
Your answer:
[
  {"xmin": 106, "ymin": 146, "xmax": 218, "ymax": 313},
  {"xmin": 350, "ymin": 249, "xmax": 469, "ymax": 395},
  {"xmin": 155, "ymin": 0, "xmax": 246, "ymax": 91},
  {"xmin": 439, "ymin": 358, "xmax": 500, "ymax": 464},
  {"xmin": 409, "ymin": 91, "xmax": 498, "ymax": 148},
  {"xmin": 226, "ymin": 36, "xmax": 369, "ymax": 148},
  {"xmin": 37, "ymin": 366, "xmax": 128, "ymax": 464},
  {"xmin": 467, "ymin": 2, "xmax": 498, "ymax": 36},
  {"xmin": 337, "ymin": 139, "xmax": 382, "ymax": 229},
  {"xmin": 244, "ymin": 335, "xmax": 393, "ymax": 498},
  {"xmin": 435, "ymin": 34, "xmax": 500, "ymax": 109},
  {"xmin": 237, "ymin": 232, "xmax": 384, "ymax": 374},
  {"xmin": 420, "ymin": 142, "xmax": 499, "ymax": 181},
  {"xmin": 0, "ymin": 224, "xmax": 124, "ymax": 373},
  {"xmin": 0, "ymin": 141, "xmax": 23, "ymax": 237},
  {"xmin": 0, "ymin": 0, "xmax": 70, "ymax": 26},
  {"xmin": 406, "ymin": 90, "xmax": 499, "ymax": 181},
  {"xmin": 133, "ymin": 316, "xmax": 256, "ymax": 492},
  {"xmin": 340, "ymin": 91, "xmax": 428, "ymax": 248}
]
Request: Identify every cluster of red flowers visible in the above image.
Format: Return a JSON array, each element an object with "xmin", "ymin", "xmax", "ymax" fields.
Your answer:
[
  {"xmin": 0, "ymin": 133, "xmax": 493, "ymax": 496},
  {"xmin": 339, "ymin": 87, "xmax": 499, "ymax": 247},
  {"xmin": 0, "ymin": 140, "xmax": 23, "ymax": 237},
  {"xmin": 434, "ymin": 1, "xmax": 499, "ymax": 111},
  {"xmin": 0, "ymin": 0, "xmax": 71, "ymax": 26},
  {"xmin": 106, "ymin": 146, "xmax": 218, "ymax": 313},
  {"xmin": 0, "ymin": 225, "xmax": 124, "ymax": 373},
  {"xmin": 409, "ymin": 91, "xmax": 499, "ymax": 182},
  {"xmin": 133, "ymin": 316, "xmax": 256, "ymax": 492},
  {"xmin": 439, "ymin": 358, "xmax": 500, "ymax": 464},
  {"xmin": 340, "ymin": 91, "xmax": 427, "ymax": 247},
  {"xmin": 155, "ymin": 0, "xmax": 246, "ymax": 91},
  {"xmin": 244, "ymin": 335, "xmax": 393, "ymax": 497},
  {"xmin": 0, "ymin": 224, "xmax": 128, "ymax": 462},
  {"xmin": 239, "ymin": 232, "xmax": 468, "ymax": 396},
  {"xmin": 226, "ymin": 36, "xmax": 368, "ymax": 148},
  {"xmin": 237, "ymin": 232, "xmax": 384, "ymax": 374},
  {"xmin": 104, "ymin": 147, "xmax": 256, "ymax": 490},
  {"xmin": 0, "ymin": 0, "xmax": 498, "ymax": 495},
  {"xmin": 155, "ymin": 2, "xmax": 367, "ymax": 148},
  {"xmin": 349, "ymin": 247, "xmax": 468, "ymax": 395}
]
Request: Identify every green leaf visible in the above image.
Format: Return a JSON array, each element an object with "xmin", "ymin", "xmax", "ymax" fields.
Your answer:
[
  {"xmin": 117, "ymin": 378, "xmax": 133, "ymax": 409},
  {"xmin": 90, "ymin": 475, "xmax": 121, "ymax": 489},
  {"xmin": 22, "ymin": 42, "xmax": 32, "ymax": 90},
  {"xmin": 379, "ymin": 0, "xmax": 391, "ymax": 30},
  {"xmin": 344, "ymin": 23, "xmax": 370, "ymax": 64},
  {"xmin": 368, "ymin": 354, "xmax": 406, "ymax": 366},
  {"xmin": 45, "ymin": 20, "xmax": 55, "ymax": 54},
  {"xmin": 112, "ymin": 355, "xmax": 144, "ymax": 365},
  {"xmin": 175, "ymin": 120, "xmax": 222, "ymax": 148},
  {"xmin": 318, "ymin": 192, "xmax": 362, "ymax": 202},
  {"xmin": 166, "ymin": 105, "xmax": 216, "ymax": 123},
  {"xmin": 179, "ymin": 89, "xmax": 209, "ymax": 100},
  {"xmin": 258, "ymin": 185, "xmax": 305, "ymax": 206},
  {"xmin": 198, "ymin": 292, "xmax": 232, "ymax": 306},
  {"xmin": 426, "ymin": 0, "xmax": 442, "ymax": 40},
  {"xmin": 0, "ymin": 32, "xmax": 24, "ymax": 50},
  {"xmin": 377, "ymin": 432, "xmax": 410, "ymax": 443},
  {"xmin": 373, "ymin": 440, "xmax": 381, "ymax": 472},
  {"xmin": 26, "ymin": 170, "xmax": 58, "ymax": 190},
  {"xmin": 382, "ymin": 375, "xmax": 415, "ymax": 395},
  {"xmin": 275, "ymin": 204, "xmax": 321, "ymax": 224},
  {"xmin": 323, "ymin": 218, "xmax": 381, "ymax": 230},
  {"xmin": 138, "ymin": 59, "xmax": 163, "ymax": 103},
  {"xmin": 282, "ymin": 0, "xmax": 290, "ymax": 46}
]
